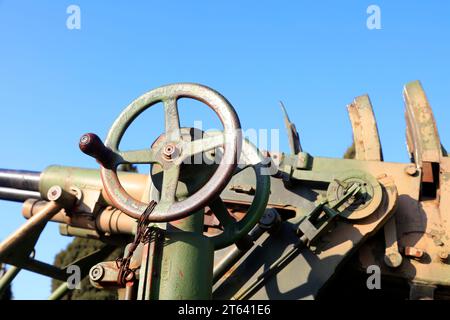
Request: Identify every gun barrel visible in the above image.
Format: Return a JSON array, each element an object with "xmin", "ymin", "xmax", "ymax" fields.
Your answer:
[
  {"xmin": 0, "ymin": 187, "xmax": 41, "ymax": 202},
  {"xmin": 0, "ymin": 169, "xmax": 40, "ymax": 191},
  {"xmin": 0, "ymin": 169, "xmax": 41, "ymax": 202}
]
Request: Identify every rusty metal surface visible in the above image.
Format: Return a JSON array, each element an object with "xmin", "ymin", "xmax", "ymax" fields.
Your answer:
[
  {"xmin": 358, "ymin": 155, "xmax": 450, "ymax": 286},
  {"xmin": 353, "ymin": 82, "xmax": 450, "ymax": 289}
]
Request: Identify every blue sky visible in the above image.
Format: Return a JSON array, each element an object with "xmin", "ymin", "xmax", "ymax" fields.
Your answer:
[{"xmin": 0, "ymin": 1, "xmax": 449, "ymax": 299}]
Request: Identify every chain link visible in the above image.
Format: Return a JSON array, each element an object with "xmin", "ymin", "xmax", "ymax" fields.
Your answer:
[{"xmin": 116, "ymin": 200, "xmax": 158, "ymax": 286}]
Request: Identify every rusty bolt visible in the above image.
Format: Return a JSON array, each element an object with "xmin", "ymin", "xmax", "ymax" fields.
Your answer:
[
  {"xmin": 405, "ymin": 165, "xmax": 418, "ymax": 176},
  {"xmin": 439, "ymin": 250, "xmax": 448, "ymax": 262},
  {"xmin": 405, "ymin": 246, "xmax": 424, "ymax": 259},
  {"xmin": 89, "ymin": 264, "xmax": 105, "ymax": 282},
  {"xmin": 162, "ymin": 143, "xmax": 178, "ymax": 160},
  {"xmin": 47, "ymin": 186, "xmax": 62, "ymax": 201}
]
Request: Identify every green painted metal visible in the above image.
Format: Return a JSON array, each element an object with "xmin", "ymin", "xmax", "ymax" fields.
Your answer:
[
  {"xmin": 211, "ymin": 163, "xmax": 270, "ymax": 249},
  {"xmin": 4, "ymin": 80, "xmax": 450, "ymax": 301},
  {"xmin": 0, "ymin": 265, "xmax": 20, "ymax": 297},
  {"xmin": 155, "ymin": 223, "xmax": 214, "ymax": 300},
  {"xmin": 39, "ymin": 165, "xmax": 142, "ymax": 201},
  {"xmin": 48, "ymin": 282, "xmax": 70, "ymax": 300}
]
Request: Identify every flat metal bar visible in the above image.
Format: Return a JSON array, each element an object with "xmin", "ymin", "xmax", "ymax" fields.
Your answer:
[{"xmin": 23, "ymin": 259, "xmax": 67, "ymax": 281}]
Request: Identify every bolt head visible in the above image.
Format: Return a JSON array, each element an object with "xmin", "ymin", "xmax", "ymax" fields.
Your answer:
[
  {"xmin": 89, "ymin": 265, "xmax": 104, "ymax": 282},
  {"xmin": 162, "ymin": 143, "xmax": 179, "ymax": 160},
  {"xmin": 47, "ymin": 186, "xmax": 62, "ymax": 201}
]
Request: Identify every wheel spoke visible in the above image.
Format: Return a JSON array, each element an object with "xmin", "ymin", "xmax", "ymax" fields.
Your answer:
[
  {"xmin": 117, "ymin": 149, "xmax": 159, "ymax": 164},
  {"xmin": 233, "ymin": 164, "xmax": 251, "ymax": 176},
  {"xmin": 160, "ymin": 165, "xmax": 180, "ymax": 205},
  {"xmin": 209, "ymin": 197, "xmax": 236, "ymax": 227},
  {"xmin": 183, "ymin": 133, "xmax": 224, "ymax": 158},
  {"xmin": 163, "ymin": 97, "xmax": 181, "ymax": 141}
]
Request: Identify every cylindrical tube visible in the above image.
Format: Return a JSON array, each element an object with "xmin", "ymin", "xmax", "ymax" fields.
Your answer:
[
  {"xmin": 0, "ymin": 265, "xmax": 20, "ymax": 297},
  {"xmin": 48, "ymin": 282, "xmax": 70, "ymax": 300},
  {"xmin": 0, "ymin": 201, "xmax": 61, "ymax": 261},
  {"xmin": 0, "ymin": 187, "xmax": 40, "ymax": 202},
  {"xmin": 23, "ymin": 199, "xmax": 136, "ymax": 235},
  {"xmin": 0, "ymin": 169, "xmax": 40, "ymax": 191}
]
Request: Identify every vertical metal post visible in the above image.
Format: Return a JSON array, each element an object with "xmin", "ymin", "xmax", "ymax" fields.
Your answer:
[{"xmin": 153, "ymin": 210, "xmax": 214, "ymax": 300}]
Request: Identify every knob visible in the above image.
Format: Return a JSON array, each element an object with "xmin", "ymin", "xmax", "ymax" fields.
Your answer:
[{"xmin": 79, "ymin": 133, "xmax": 114, "ymax": 167}]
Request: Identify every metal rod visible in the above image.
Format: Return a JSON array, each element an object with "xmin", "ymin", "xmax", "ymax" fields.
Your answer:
[
  {"xmin": 232, "ymin": 236, "xmax": 307, "ymax": 300},
  {"xmin": 124, "ymin": 282, "xmax": 136, "ymax": 300},
  {"xmin": 0, "ymin": 265, "xmax": 20, "ymax": 297},
  {"xmin": 0, "ymin": 201, "xmax": 61, "ymax": 261},
  {"xmin": 0, "ymin": 187, "xmax": 40, "ymax": 202},
  {"xmin": 48, "ymin": 282, "xmax": 70, "ymax": 300},
  {"xmin": 213, "ymin": 226, "xmax": 265, "ymax": 284},
  {"xmin": 0, "ymin": 169, "xmax": 40, "ymax": 191}
]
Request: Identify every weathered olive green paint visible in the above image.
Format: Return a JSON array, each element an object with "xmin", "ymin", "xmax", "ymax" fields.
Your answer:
[
  {"xmin": 154, "ymin": 210, "xmax": 214, "ymax": 300},
  {"xmin": 48, "ymin": 282, "xmax": 70, "ymax": 300},
  {"xmin": 0, "ymin": 265, "xmax": 20, "ymax": 297}
]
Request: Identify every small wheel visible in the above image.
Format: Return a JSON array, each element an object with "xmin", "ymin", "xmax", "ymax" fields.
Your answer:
[
  {"xmin": 203, "ymin": 133, "xmax": 271, "ymax": 250},
  {"xmin": 326, "ymin": 170, "xmax": 382, "ymax": 220}
]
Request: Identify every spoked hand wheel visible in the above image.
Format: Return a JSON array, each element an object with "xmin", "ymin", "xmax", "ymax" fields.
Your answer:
[
  {"xmin": 80, "ymin": 83, "xmax": 242, "ymax": 223},
  {"xmin": 80, "ymin": 83, "xmax": 270, "ymax": 248}
]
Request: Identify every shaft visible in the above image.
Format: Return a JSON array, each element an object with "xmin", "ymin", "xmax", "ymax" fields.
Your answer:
[{"xmin": 0, "ymin": 169, "xmax": 41, "ymax": 202}]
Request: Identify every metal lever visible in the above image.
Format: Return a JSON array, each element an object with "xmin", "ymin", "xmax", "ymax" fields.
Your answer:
[{"xmin": 79, "ymin": 133, "xmax": 115, "ymax": 167}]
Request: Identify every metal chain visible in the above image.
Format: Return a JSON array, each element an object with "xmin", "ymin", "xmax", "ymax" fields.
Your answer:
[{"xmin": 116, "ymin": 200, "xmax": 158, "ymax": 286}]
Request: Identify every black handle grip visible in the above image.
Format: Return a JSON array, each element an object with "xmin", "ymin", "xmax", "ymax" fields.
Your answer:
[{"xmin": 79, "ymin": 133, "xmax": 114, "ymax": 167}]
